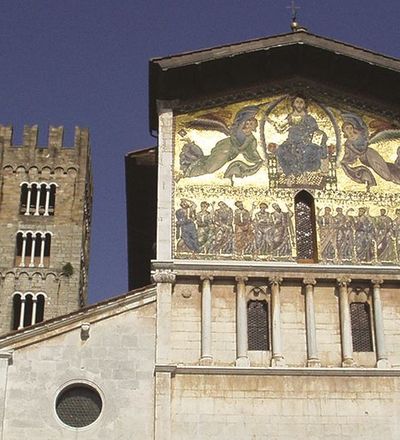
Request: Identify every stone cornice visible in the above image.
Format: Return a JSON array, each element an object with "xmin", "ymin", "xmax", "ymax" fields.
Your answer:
[
  {"xmin": 155, "ymin": 364, "xmax": 400, "ymax": 377},
  {"xmin": 152, "ymin": 260, "xmax": 400, "ymax": 282}
]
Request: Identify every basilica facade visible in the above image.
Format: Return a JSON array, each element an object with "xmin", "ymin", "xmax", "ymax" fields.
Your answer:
[{"xmin": 0, "ymin": 30, "xmax": 400, "ymax": 439}]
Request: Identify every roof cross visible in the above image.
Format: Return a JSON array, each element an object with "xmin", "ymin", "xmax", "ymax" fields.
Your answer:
[{"xmin": 287, "ymin": 0, "xmax": 300, "ymax": 22}]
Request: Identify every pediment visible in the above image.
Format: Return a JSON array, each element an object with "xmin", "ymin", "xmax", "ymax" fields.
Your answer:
[{"xmin": 149, "ymin": 32, "xmax": 400, "ymax": 131}]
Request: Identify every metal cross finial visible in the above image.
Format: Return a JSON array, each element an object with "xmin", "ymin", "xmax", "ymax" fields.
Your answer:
[{"xmin": 287, "ymin": 0, "xmax": 300, "ymax": 21}]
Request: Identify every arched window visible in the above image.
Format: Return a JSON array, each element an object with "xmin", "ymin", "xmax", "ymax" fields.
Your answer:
[
  {"xmin": 19, "ymin": 182, "xmax": 57, "ymax": 216},
  {"xmin": 15, "ymin": 231, "xmax": 52, "ymax": 267},
  {"xmin": 350, "ymin": 302, "xmax": 373, "ymax": 352},
  {"xmin": 294, "ymin": 191, "xmax": 317, "ymax": 262},
  {"xmin": 247, "ymin": 300, "xmax": 269, "ymax": 351},
  {"xmin": 12, "ymin": 292, "xmax": 46, "ymax": 330}
]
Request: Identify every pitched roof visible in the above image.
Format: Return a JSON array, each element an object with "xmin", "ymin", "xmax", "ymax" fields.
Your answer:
[
  {"xmin": 149, "ymin": 31, "xmax": 400, "ymax": 130},
  {"xmin": 0, "ymin": 284, "xmax": 156, "ymax": 350}
]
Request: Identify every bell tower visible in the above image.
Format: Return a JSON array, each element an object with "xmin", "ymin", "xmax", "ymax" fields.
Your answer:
[{"xmin": 0, "ymin": 125, "xmax": 92, "ymax": 333}]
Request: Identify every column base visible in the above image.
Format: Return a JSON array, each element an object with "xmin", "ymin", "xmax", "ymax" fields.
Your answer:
[
  {"xmin": 376, "ymin": 358, "xmax": 391, "ymax": 369},
  {"xmin": 307, "ymin": 358, "xmax": 321, "ymax": 368},
  {"xmin": 199, "ymin": 356, "xmax": 213, "ymax": 366},
  {"xmin": 271, "ymin": 355, "xmax": 285, "ymax": 367},
  {"xmin": 235, "ymin": 356, "xmax": 250, "ymax": 367},
  {"xmin": 342, "ymin": 358, "xmax": 355, "ymax": 367}
]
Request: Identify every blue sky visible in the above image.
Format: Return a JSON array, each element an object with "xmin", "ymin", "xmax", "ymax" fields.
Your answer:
[{"xmin": 0, "ymin": 1, "xmax": 399, "ymax": 303}]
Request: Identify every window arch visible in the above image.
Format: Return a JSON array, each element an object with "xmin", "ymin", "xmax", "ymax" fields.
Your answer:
[
  {"xmin": 294, "ymin": 191, "xmax": 317, "ymax": 262},
  {"xmin": 19, "ymin": 182, "xmax": 57, "ymax": 216},
  {"xmin": 15, "ymin": 231, "xmax": 52, "ymax": 267},
  {"xmin": 12, "ymin": 292, "xmax": 46, "ymax": 330}
]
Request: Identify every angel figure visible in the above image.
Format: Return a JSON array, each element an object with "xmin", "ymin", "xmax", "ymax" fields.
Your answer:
[
  {"xmin": 340, "ymin": 113, "xmax": 400, "ymax": 188},
  {"xmin": 179, "ymin": 106, "xmax": 263, "ymax": 179}
]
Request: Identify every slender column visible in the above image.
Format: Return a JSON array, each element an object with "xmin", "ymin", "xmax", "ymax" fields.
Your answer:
[
  {"xmin": 18, "ymin": 298, "xmax": 26, "ymax": 330},
  {"xmin": 337, "ymin": 277, "xmax": 354, "ymax": 367},
  {"xmin": 24, "ymin": 187, "xmax": 32, "ymax": 215},
  {"xmin": 38, "ymin": 235, "xmax": 45, "ymax": 267},
  {"xmin": 303, "ymin": 278, "xmax": 320, "ymax": 367},
  {"xmin": 29, "ymin": 235, "xmax": 36, "ymax": 267},
  {"xmin": 44, "ymin": 186, "xmax": 51, "ymax": 216},
  {"xmin": 270, "ymin": 276, "xmax": 285, "ymax": 366},
  {"xmin": 200, "ymin": 276, "xmax": 213, "ymax": 365},
  {"xmin": 34, "ymin": 187, "xmax": 40, "ymax": 215},
  {"xmin": 20, "ymin": 236, "xmax": 27, "ymax": 267},
  {"xmin": 235, "ymin": 276, "xmax": 249, "ymax": 367},
  {"xmin": 372, "ymin": 279, "xmax": 390, "ymax": 368},
  {"xmin": 31, "ymin": 298, "xmax": 37, "ymax": 325}
]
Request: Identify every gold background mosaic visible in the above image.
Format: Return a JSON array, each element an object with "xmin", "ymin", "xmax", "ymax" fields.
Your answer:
[{"xmin": 173, "ymin": 93, "xmax": 400, "ymax": 265}]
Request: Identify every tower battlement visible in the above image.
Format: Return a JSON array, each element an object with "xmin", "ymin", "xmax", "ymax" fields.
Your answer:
[
  {"xmin": 0, "ymin": 125, "xmax": 91, "ymax": 171},
  {"xmin": 0, "ymin": 125, "xmax": 89, "ymax": 151}
]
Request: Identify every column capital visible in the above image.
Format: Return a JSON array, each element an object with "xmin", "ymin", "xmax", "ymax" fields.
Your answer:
[
  {"xmin": 302, "ymin": 277, "xmax": 316, "ymax": 286},
  {"xmin": 371, "ymin": 278, "xmax": 384, "ymax": 288},
  {"xmin": 235, "ymin": 276, "xmax": 248, "ymax": 284},
  {"xmin": 151, "ymin": 269, "xmax": 176, "ymax": 284},
  {"xmin": 269, "ymin": 276, "xmax": 283, "ymax": 286},
  {"xmin": 200, "ymin": 275, "xmax": 214, "ymax": 282},
  {"xmin": 336, "ymin": 277, "xmax": 351, "ymax": 287}
]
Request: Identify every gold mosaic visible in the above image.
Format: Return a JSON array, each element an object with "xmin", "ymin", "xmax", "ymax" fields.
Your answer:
[{"xmin": 173, "ymin": 93, "xmax": 400, "ymax": 265}]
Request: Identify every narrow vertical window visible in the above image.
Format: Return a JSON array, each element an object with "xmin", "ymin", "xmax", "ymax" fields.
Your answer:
[
  {"xmin": 295, "ymin": 191, "xmax": 317, "ymax": 262},
  {"xmin": 36, "ymin": 294, "xmax": 45, "ymax": 323},
  {"xmin": 23, "ymin": 294, "xmax": 33, "ymax": 328},
  {"xmin": 39, "ymin": 184, "xmax": 47, "ymax": 214},
  {"xmin": 19, "ymin": 184, "xmax": 29, "ymax": 214},
  {"xmin": 30, "ymin": 184, "xmax": 38, "ymax": 215},
  {"xmin": 49, "ymin": 184, "xmax": 56, "ymax": 215},
  {"xmin": 12, "ymin": 294, "xmax": 22, "ymax": 330},
  {"xmin": 247, "ymin": 300, "xmax": 269, "ymax": 351},
  {"xmin": 350, "ymin": 302, "xmax": 373, "ymax": 352}
]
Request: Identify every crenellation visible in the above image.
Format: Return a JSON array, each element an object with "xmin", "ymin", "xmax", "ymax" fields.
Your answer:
[
  {"xmin": 22, "ymin": 125, "xmax": 38, "ymax": 148},
  {"xmin": 48, "ymin": 126, "xmax": 63, "ymax": 149}
]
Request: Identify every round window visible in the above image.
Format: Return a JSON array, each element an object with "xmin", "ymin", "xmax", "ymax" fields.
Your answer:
[{"xmin": 55, "ymin": 384, "xmax": 102, "ymax": 428}]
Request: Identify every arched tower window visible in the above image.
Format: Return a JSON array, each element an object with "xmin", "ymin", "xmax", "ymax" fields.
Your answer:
[
  {"xmin": 15, "ymin": 231, "xmax": 52, "ymax": 267},
  {"xmin": 247, "ymin": 300, "xmax": 269, "ymax": 351},
  {"xmin": 12, "ymin": 292, "xmax": 46, "ymax": 330},
  {"xmin": 19, "ymin": 182, "xmax": 57, "ymax": 216},
  {"xmin": 294, "ymin": 191, "xmax": 317, "ymax": 262},
  {"xmin": 350, "ymin": 302, "xmax": 373, "ymax": 352}
]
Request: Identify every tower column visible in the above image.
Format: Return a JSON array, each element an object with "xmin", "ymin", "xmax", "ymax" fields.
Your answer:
[
  {"xmin": 39, "ymin": 235, "xmax": 45, "ymax": 267},
  {"xmin": 200, "ymin": 276, "xmax": 213, "ymax": 365},
  {"xmin": 44, "ymin": 186, "xmax": 51, "ymax": 216},
  {"xmin": 303, "ymin": 278, "xmax": 320, "ymax": 367},
  {"xmin": 235, "ymin": 276, "xmax": 249, "ymax": 367},
  {"xmin": 34, "ymin": 186, "xmax": 40, "ymax": 215},
  {"xmin": 20, "ymin": 235, "xmax": 27, "ymax": 267},
  {"xmin": 31, "ymin": 297, "xmax": 37, "ymax": 325},
  {"xmin": 270, "ymin": 276, "xmax": 285, "ymax": 366},
  {"xmin": 18, "ymin": 298, "xmax": 26, "ymax": 329},
  {"xmin": 371, "ymin": 279, "xmax": 390, "ymax": 368},
  {"xmin": 337, "ymin": 277, "xmax": 354, "ymax": 367},
  {"xmin": 24, "ymin": 187, "xmax": 32, "ymax": 215},
  {"xmin": 29, "ymin": 235, "xmax": 36, "ymax": 267}
]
